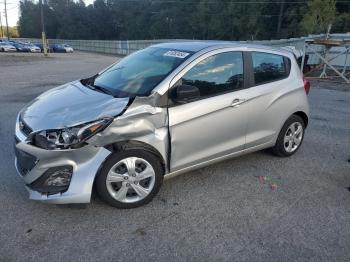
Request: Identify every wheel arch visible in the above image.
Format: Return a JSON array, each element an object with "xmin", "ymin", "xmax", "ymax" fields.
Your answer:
[
  {"xmin": 104, "ymin": 140, "xmax": 166, "ymax": 174},
  {"xmin": 92, "ymin": 140, "xmax": 167, "ymax": 195},
  {"xmin": 293, "ymin": 111, "xmax": 309, "ymax": 127}
]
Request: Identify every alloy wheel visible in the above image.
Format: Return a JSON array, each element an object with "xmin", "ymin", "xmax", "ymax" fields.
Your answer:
[
  {"xmin": 106, "ymin": 157, "xmax": 156, "ymax": 203},
  {"xmin": 284, "ymin": 122, "xmax": 303, "ymax": 153}
]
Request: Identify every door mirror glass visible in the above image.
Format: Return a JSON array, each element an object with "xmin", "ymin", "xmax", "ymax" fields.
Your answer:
[{"xmin": 172, "ymin": 84, "xmax": 200, "ymax": 104}]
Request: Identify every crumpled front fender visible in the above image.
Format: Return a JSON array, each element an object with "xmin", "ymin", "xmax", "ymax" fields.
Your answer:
[{"xmin": 88, "ymin": 93, "xmax": 169, "ymax": 171}]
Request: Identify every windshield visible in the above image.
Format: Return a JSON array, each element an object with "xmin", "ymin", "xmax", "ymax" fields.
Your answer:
[{"xmin": 91, "ymin": 47, "xmax": 193, "ymax": 98}]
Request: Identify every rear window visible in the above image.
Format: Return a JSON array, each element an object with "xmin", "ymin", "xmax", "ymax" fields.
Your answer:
[{"xmin": 252, "ymin": 52, "xmax": 289, "ymax": 85}]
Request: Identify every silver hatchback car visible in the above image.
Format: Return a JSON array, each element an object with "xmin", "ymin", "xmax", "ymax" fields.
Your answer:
[{"xmin": 14, "ymin": 42, "xmax": 310, "ymax": 208}]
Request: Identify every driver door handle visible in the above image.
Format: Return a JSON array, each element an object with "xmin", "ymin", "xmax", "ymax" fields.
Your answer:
[{"xmin": 231, "ymin": 98, "xmax": 246, "ymax": 107}]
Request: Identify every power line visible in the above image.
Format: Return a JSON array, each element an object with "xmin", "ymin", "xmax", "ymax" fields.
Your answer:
[
  {"xmin": 126, "ymin": 9, "xmax": 308, "ymax": 16},
  {"xmin": 6, "ymin": 5, "xmax": 18, "ymax": 11},
  {"xmin": 104, "ymin": 0, "xmax": 350, "ymax": 3},
  {"xmin": 81, "ymin": 0, "xmax": 350, "ymax": 3}
]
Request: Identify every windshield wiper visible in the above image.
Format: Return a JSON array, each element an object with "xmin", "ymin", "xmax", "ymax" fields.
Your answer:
[
  {"xmin": 81, "ymin": 75, "xmax": 116, "ymax": 97},
  {"xmin": 86, "ymin": 74, "xmax": 98, "ymax": 85},
  {"xmin": 87, "ymin": 84, "xmax": 115, "ymax": 97}
]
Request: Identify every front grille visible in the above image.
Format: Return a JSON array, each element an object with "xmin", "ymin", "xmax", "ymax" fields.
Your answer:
[{"xmin": 19, "ymin": 116, "xmax": 32, "ymax": 137}]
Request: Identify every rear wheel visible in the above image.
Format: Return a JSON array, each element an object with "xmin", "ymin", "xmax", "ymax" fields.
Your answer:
[
  {"xmin": 96, "ymin": 149, "xmax": 164, "ymax": 208},
  {"xmin": 271, "ymin": 115, "xmax": 305, "ymax": 157}
]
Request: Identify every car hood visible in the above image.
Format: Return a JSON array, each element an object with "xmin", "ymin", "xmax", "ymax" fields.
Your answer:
[{"xmin": 20, "ymin": 80, "xmax": 130, "ymax": 131}]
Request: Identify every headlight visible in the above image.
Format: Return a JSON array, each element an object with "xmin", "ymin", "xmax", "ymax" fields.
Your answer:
[{"xmin": 33, "ymin": 118, "xmax": 112, "ymax": 150}]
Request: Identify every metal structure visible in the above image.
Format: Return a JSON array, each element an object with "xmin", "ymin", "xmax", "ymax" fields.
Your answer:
[{"xmin": 301, "ymin": 36, "xmax": 350, "ymax": 84}]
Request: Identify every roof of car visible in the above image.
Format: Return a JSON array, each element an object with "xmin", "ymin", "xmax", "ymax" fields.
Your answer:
[{"xmin": 153, "ymin": 41, "xmax": 290, "ymax": 55}]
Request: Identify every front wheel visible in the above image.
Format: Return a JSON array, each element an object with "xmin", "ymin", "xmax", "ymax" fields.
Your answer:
[
  {"xmin": 96, "ymin": 149, "xmax": 164, "ymax": 208},
  {"xmin": 271, "ymin": 115, "xmax": 305, "ymax": 157}
]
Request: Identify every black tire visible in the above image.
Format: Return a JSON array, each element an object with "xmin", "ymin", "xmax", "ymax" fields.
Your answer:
[
  {"xmin": 271, "ymin": 115, "xmax": 305, "ymax": 157},
  {"xmin": 96, "ymin": 149, "xmax": 164, "ymax": 209}
]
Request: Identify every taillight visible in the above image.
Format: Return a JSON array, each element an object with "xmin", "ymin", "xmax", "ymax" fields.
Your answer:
[{"xmin": 303, "ymin": 78, "xmax": 310, "ymax": 95}]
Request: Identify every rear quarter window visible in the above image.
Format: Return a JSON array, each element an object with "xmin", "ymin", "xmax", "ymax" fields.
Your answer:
[{"xmin": 252, "ymin": 52, "xmax": 290, "ymax": 85}]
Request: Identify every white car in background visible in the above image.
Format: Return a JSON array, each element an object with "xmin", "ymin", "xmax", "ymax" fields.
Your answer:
[
  {"xmin": 28, "ymin": 44, "xmax": 41, "ymax": 53},
  {"xmin": 0, "ymin": 42, "xmax": 16, "ymax": 52},
  {"xmin": 63, "ymin": 44, "xmax": 74, "ymax": 53}
]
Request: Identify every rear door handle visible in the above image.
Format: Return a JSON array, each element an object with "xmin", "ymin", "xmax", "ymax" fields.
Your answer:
[{"xmin": 231, "ymin": 98, "xmax": 246, "ymax": 107}]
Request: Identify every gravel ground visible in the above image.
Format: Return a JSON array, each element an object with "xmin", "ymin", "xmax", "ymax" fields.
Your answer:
[{"xmin": 0, "ymin": 52, "xmax": 350, "ymax": 262}]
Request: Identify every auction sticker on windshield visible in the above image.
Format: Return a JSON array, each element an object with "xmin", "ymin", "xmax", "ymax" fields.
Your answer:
[{"xmin": 164, "ymin": 50, "xmax": 190, "ymax": 59}]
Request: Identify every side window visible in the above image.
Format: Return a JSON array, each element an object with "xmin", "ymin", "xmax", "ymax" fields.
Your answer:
[
  {"xmin": 252, "ymin": 52, "xmax": 289, "ymax": 85},
  {"xmin": 180, "ymin": 52, "xmax": 244, "ymax": 98}
]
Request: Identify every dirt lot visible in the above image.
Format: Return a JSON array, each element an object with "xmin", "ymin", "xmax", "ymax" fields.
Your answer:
[{"xmin": 0, "ymin": 52, "xmax": 350, "ymax": 262}]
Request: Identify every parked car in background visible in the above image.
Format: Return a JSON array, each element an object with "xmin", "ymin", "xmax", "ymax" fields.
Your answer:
[
  {"xmin": 52, "ymin": 44, "xmax": 69, "ymax": 53},
  {"xmin": 27, "ymin": 44, "xmax": 41, "ymax": 53},
  {"xmin": 8, "ymin": 40, "xmax": 20, "ymax": 44},
  {"xmin": 34, "ymin": 43, "xmax": 54, "ymax": 53},
  {"xmin": 63, "ymin": 44, "xmax": 74, "ymax": 53},
  {"xmin": 12, "ymin": 42, "xmax": 31, "ymax": 52},
  {"xmin": 0, "ymin": 42, "xmax": 16, "ymax": 52},
  {"xmin": 14, "ymin": 42, "xmax": 310, "ymax": 209},
  {"xmin": 6, "ymin": 41, "xmax": 40, "ymax": 53},
  {"xmin": 33, "ymin": 43, "xmax": 73, "ymax": 53}
]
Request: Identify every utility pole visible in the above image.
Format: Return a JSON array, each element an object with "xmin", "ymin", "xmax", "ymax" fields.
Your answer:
[
  {"xmin": 40, "ymin": 0, "xmax": 48, "ymax": 56},
  {"xmin": 0, "ymin": 12, "xmax": 3, "ymax": 39},
  {"xmin": 4, "ymin": 0, "xmax": 9, "ymax": 40},
  {"xmin": 276, "ymin": 0, "xmax": 285, "ymax": 39}
]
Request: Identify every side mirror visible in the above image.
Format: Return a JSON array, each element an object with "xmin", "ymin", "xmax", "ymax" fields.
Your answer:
[{"xmin": 172, "ymin": 84, "xmax": 200, "ymax": 104}]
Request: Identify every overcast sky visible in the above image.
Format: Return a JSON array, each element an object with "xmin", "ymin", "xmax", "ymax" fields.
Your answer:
[{"xmin": 1, "ymin": 0, "xmax": 94, "ymax": 27}]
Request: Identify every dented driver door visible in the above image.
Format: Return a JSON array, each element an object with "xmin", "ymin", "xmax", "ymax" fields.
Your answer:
[{"xmin": 168, "ymin": 51, "xmax": 249, "ymax": 172}]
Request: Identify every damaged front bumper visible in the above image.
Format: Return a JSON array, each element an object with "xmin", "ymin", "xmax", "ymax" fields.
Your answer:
[
  {"xmin": 14, "ymin": 91, "xmax": 170, "ymax": 204},
  {"xmin": 14, "ymin": 121, "xmax": 111, "ymax": 204}
]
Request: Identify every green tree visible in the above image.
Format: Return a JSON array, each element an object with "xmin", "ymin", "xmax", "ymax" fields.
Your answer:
[
  {"xmin": 18, "ymin": 0, "xmax": 41, "ymax": 38},
  {"xmin": 17, "ymin": 0, "xmax": 349, "ymax": 41},
  {"xmin": 333, "ymin": 1, "xmax": 350, "ymax": 33},
  {"xmin": 301, "ymin": 0, "xmax": 337, "ymax": 34},
  {"xmin": 3, "ymin": 26, "xmax": 19, "ymax": 38}
]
